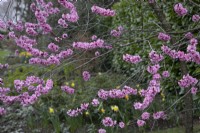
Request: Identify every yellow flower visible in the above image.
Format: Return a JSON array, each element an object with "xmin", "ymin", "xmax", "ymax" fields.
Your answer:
[
  {"xmin": 161, "ymin": 92, "xmax": 165, "ymax": 102},
  {"xmin": 65, "ymin": 82, "xmax": 69, "ymax": 86},
  {"xmin": 26, "ymin": 52, "xmax": 32, "ymax": 56},
  {"xmin": 125, "ymin": 95, "xmax": 129, "ymax": 100},
  {"xmin": 111, "ymin": 105, "xmax": 119, "ymax": 112},
  {"xmin": 138, "ymin": 89, "xmax": 142, "ymax": 96},
  {"xmin": 116, "ymin": 86, "xmax": 120, "ymax": 89},
  {"xmin": 71, "ymin": 82, "xmax": 75, "ymax": 87},
  {"xmin": 49, "ymin": 107, "xmax": 54, "ymax": 113},
  {"xmin": 85, "ymin": 111, "xmax": 89, "ymax": 116},
  {"xmin": 162, "ymin": 98, "xmax": 165, "ymax": 101},
  {"xmin": 136, "ymin": 84, "xmax": 140, "ymax": 88},
  {"xmin": 100, "ymin": 108, "xmax": 105, "ymax": 113},
  {"xmin": 19, "ymin": 52, "xmax": 32, "ymax": 57}
]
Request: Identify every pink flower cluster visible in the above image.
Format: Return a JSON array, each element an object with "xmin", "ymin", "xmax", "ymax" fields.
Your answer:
[
  {"xmin": 158, "ymin": 32, "xmax": 171, "ymax": 41},
  {"xmin": 0, "ymin": 19, "xmax": 7, "ymax": 29},
  {"xmin": 162, "ymin": 71, "xmax": 170, "ymax": 78},
  {"xmin": 58, "ymin": 0, "xmax": 79, "ymax": 27},
  {"xmin": 0, "ymin": 19, "xmax": 6, "ymax": 40},
  {"xmin": 102, "ymin": 117, "xmax": 117, "ymax": 127},
  {"xmin": 149, "ymin": 51, "xmax": 164, "ymax": 64},
  {"xmin": 91, "ymin": 98, "xmax": 100, "ymax": 107},
  {"xmin": 134, "ymin": 81, "xmax": 160, "ymax": 110},
  {"xmin": 174, "ymin": 3, "xmax": 188, "ymax": 16},
  {"xmin": 191, "ymin": 87, "xmax": 198, "ymax": 94},
  {"xmin": 0, "ymin": 34, "xmax": 4, "ymax": 40},
  {"xmin": 98, "ymin": 86, "xmax": 137, "ymax": 100},
  {"xmin": 15, "ymin": 35, "xmax": 46, "ymax": 57},
  {"xmin": 82, "ymin": 71, "xmax": 91, "ymax": 81},
  {"xmin": 0, "ymin": 76, "xmax": 53, "ymax": 106},
  {"xmin": 119, "ymin": 122, "xmax": 125, "ymax": 128},
  {"xmin": 91, "ymin": 6, "xmax": 115, "ymax": 17},
  {"xmin": 185, "ymin": 32, "xmax": 193, "ymax": 39},
  {"xmin": 0, "ymin": 63, "xmax": 9, "ymax": 69},
  {"xmin": 67, "ymin": 103, "xmax": 89, "ymax": 117},
  {"xmin": 0, "ymin": 87, "xmax": 10, "ymax": 94},
  {"xmin": 7, "ymin": 20, "xmax": 24, "ymax": 32},
  {"xmin": 48, "ymin": 43, "xmax": 60, "ymax": 52},
  {"xmin": 0, "ymin": 107, "xmax": 6, "ymax": 116},
  {"xmin": 137, "ymin": 119, "xmax": 146, "ymax": 127},
  {"xmin": 178, "ymin": 74, "xmax": 198, "ymax": 88},
  {"xmin": 134, "ymin": 56, "xmax": 163, "ymax": 111},
  {"xmin": 123, "ymin": 54, "xmax": 142, "ymax": 64},
  {"xmin": 137, "ymin": 111, "xmax": 166, "ymax": 127},
  {"xmin": 73, "ymin": 39, "xmax": 112, "ymax": 50},
  {"xmin": 153, "ymin": 111, "xmax": 166, "ymax": 120},
  {"xmin": 29, "ymin": 1, "xmax": 59, "ymax": 35},
  {"xmin": 147, "ymin": 64, "xmax": 160, "ymax": 74},
  {"xmin": 141, "ymin": 112, "xmax": 150, "ymax": 120},
  {"xmin": 192, "ymin": 14, "xmax": 200, "ymax": 22},
  {"xmin": 161, "ymin": 38, "xmax": 200, "ymax": 64},
  {"xmin": 95, "ymin": 51, "xmax": 100, "ymax": 56},
  {"xmin": 91, "ymin": 35, "xmax": 97, "ymax": 41},
  {"xmin": 98, "ymin": 129, "xmax": 106, "ymax": 133},
  {"xmin": 29, "ymin": 49, "xmax": 73, "ymax": 66},
  {"xmin": 0, "ymin": 78, "xmax": 3, "ymax": 85},
  {"xmin": 110, "ymin": 26, "xmax": 123, "ymax": 37},
  {"xmin": 61, "ymin": 85, "xmax": 75, "ymax": 94}
]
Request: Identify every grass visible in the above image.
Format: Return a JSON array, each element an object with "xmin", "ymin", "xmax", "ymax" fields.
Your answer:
[
  {"xmin": 0, "ymin": 49, "xmax": 11, "ymax": 63},
  {"xmin": 151, "ymin": 124, "xmax": 200, "ymax": 133}
]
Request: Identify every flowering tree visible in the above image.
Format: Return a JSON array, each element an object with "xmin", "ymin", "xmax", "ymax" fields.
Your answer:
[{"xmin": 0, "ymin": 0, "xmax": 200, "ymax": 133}]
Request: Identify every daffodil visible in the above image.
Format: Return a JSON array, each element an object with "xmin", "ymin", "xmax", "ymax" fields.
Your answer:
[
  {"xmin": 161, "ymin": 92, "xmax": 165, "ymax": 97},
  {"xmin": 125, "ymin": 95, "xmax": 129, "ymax": 100},
  {"xmin": 162, "ymin": 98, "xmax": 165, "ymax": 101},
  {"xmin": 65, "ymin": 82, "xmax": 69, "ymax": 86},
  {"xmin": 71, "ymin": 82, "xmax": 75, "ymax": 87},
  {"xmin": 161, "ymin": 92, "xmax": 165, "ymax": 102},
  {"xmin": 138, "ymin": 89, "xmax": 142, "ymax": 96},
  {"xmin": 111, "ymin": 105, "xmax": 119, "ymax": 112},
  {"xmin": 19, "ymin": 52, "xmax": 32, "ymax": 57},
  {"xmin": 85, "ymin": 111, "xmax": 90, "ymax": 116},
  {"xmin": 100, "ymin": 108, "xmax": 105, "ymax": 113},
  {"xmin": 116, "ymin": 86, "xmax": 120, "ymax": 89},
  {"xmin": 49, "ymin": 107, "xmax": 54, "ymax": 113}
]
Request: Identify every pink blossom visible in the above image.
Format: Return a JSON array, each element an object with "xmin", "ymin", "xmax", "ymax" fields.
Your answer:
[
  {"xmin": 91, "ymin": 98, "xmax": 99, "ymax": 107},
  {"xmin": 185, "ymin": 32, "xmax": 193, "ymax": 39},
  {"xmin": 91, "ymin": 35, "xmax": 97, "ymax": 40},
  {"xmin": 0, "ymin": 107, "xmax": 6, "ymax": 115},
  {"xmin": 98, "ymin": 129, "xmax": 106, "ymax": 133},
  {"xmin": 82, "ymin": 71, "xmax": 91, "ymax": 81},
  {"xmin": 137, "ymin": 120, "xmax": 146, "ymax": 127},
  {"xmin": 191, "ymin": 87, "xmax": 198, "ymax": 94},
  {"xmin": 102, "ymin": 117, "xmax": 116, "ymax": 127},
  {"xmin": 178, "ymin": 74, "xmax": 198, "ymax": 88},
  {"xmin": 91, "ymin": 6, "xmax": 115, "ymax": 17},
  {"xmin": 174, "ymin": 3, "xmax": 188, "ymax": 16},
  {"xmin": 158, "ymin": 32, "xmax": 171, "ymax": 41},
  {"xmin": 153, "ymin": 111, "xmax": 166, "ymax": 120},
  {"xmin": 149, "ymin": 51, "xmax": 163, "ymax": 64},
  {"xmin": 141, "ymin": 112, "xmax": 150, "ymax": 120},
  {"xmin": 119, "ymin": 122, "xmax": 125, "ymax": 128},
  {"xmin": 192, "ymin": 14, "xmax": 200, "ymax": 22},
  {"xmin": 61, "ymin": 86, "xmax": 75, "ymax": 94},
  {"xmin": 123, "ymin": 54, "xmax": 142, "ymax": 64},
  {"xmin": 162, "ymin": 71, "xmax": 170, "ymax": 78}
]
